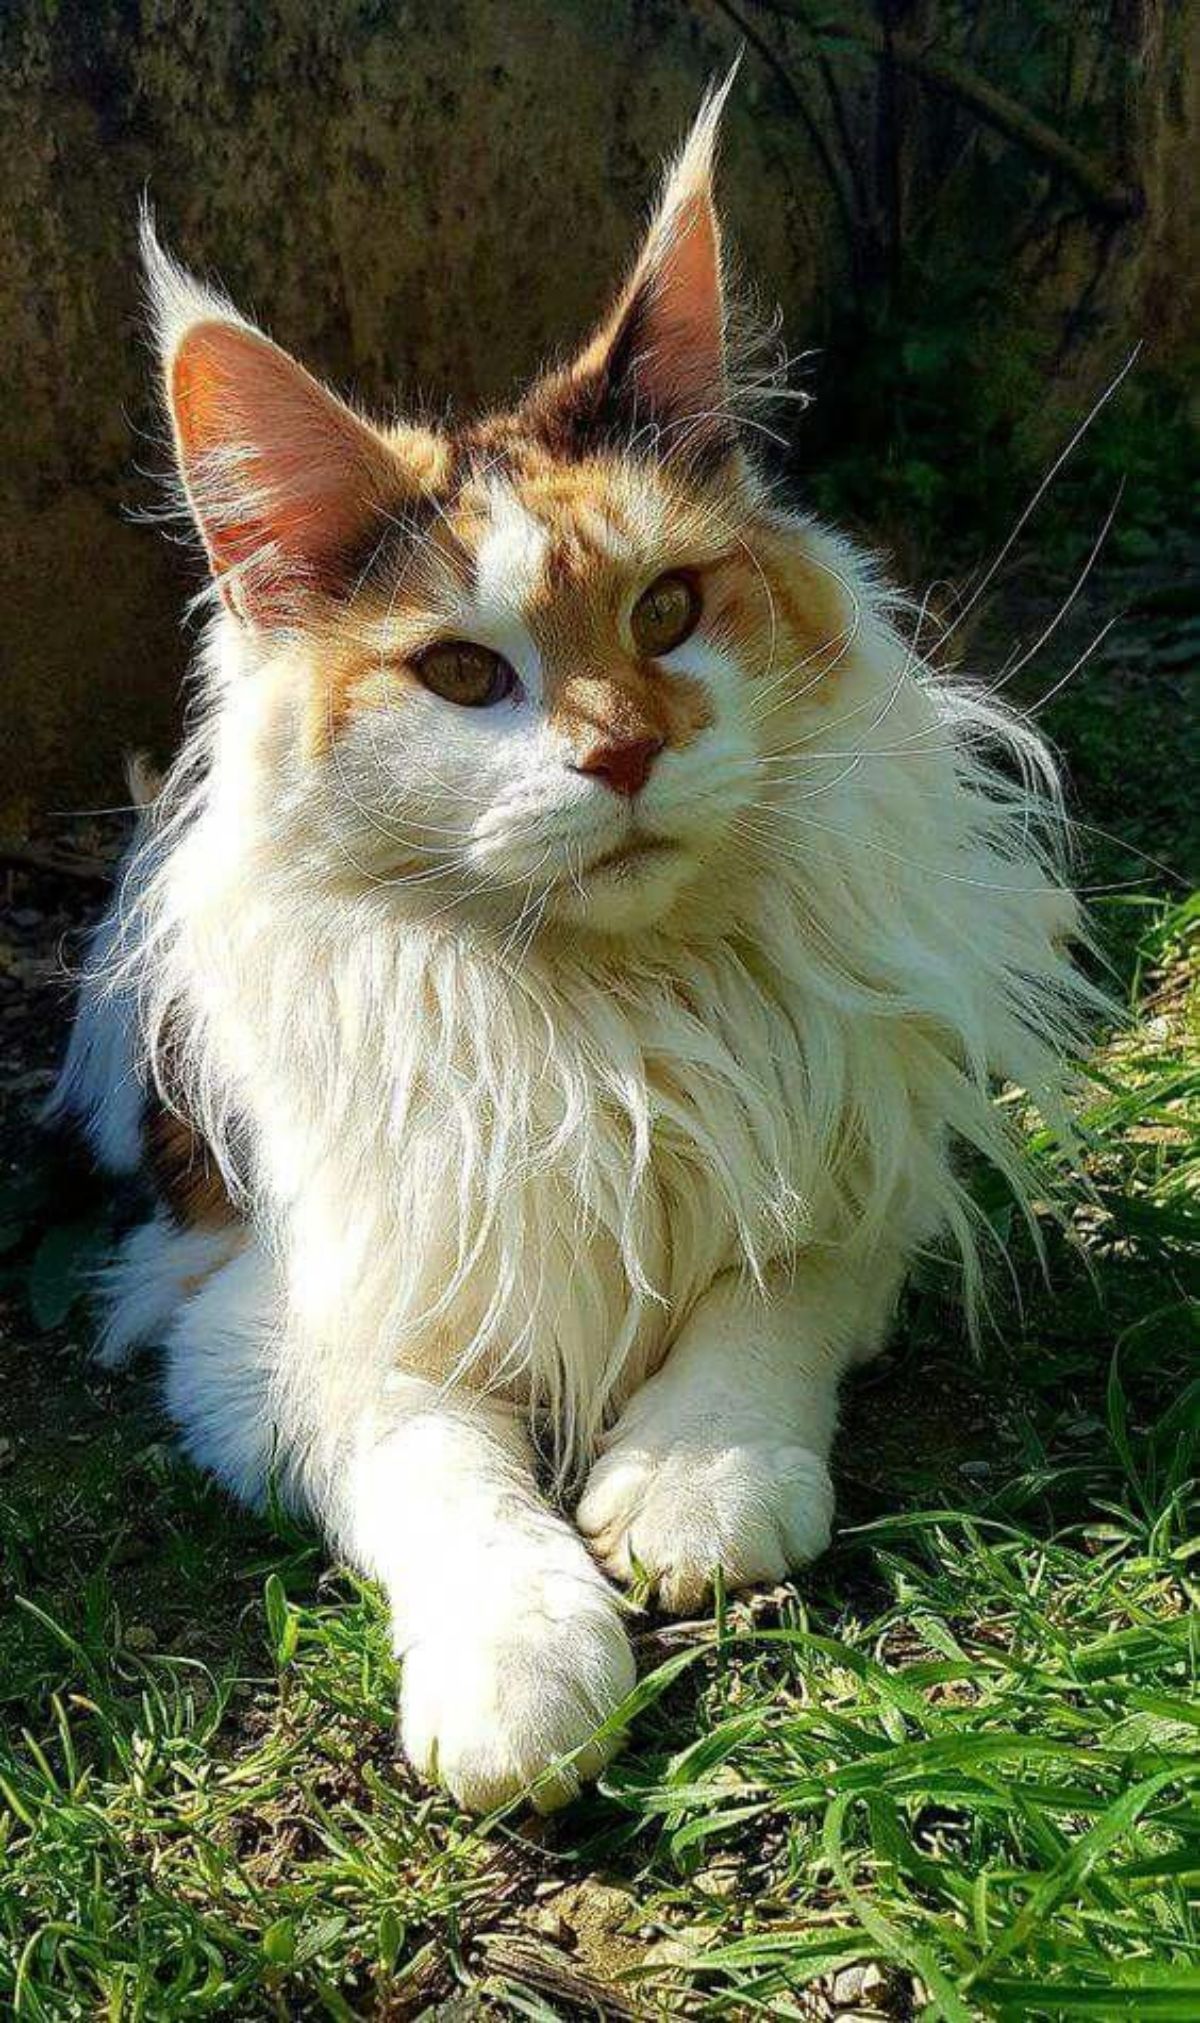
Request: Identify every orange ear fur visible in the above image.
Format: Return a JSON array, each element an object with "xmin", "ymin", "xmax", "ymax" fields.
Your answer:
[
  {"xmin": 142, "ymin": 212, "xmax": 418, "ymax": 623},
  {"xmin": 168, "ymin": 319, "xmax": 404, "ymax": 619}
]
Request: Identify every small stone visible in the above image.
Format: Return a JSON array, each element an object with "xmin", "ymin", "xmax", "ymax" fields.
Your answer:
[
  {"xmin": 420, "ymin": 1995, "xmax": 491, "ymax": 2021},
  {"xmin": 560, "ymin": 1881, "xmax": 635, "ymax": 1934},
  {"xmin": 523, "ymin": 1904, "xmax": 575, "ymax": 1947},
  {"xmin": 697, "ymin": 1859, "xmax": 740, "ymax": 1898},
  {"xmin": 647, "ymin": 1933, "xmax": 692, "ymax": 1966},
  {"xmin": 831, "ymin": 1965, "xmax": 869, "ymax": 2005}
]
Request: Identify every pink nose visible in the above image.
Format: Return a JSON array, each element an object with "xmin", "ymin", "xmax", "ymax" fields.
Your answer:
[{"xmin": 573, "ymin": 734, "xmax": 664, "ymax": 798}]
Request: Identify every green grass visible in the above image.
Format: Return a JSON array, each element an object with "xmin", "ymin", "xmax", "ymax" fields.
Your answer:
[{"xmin": 1, "ymin": 612, "xmax": 1197, "ymax": 2017}]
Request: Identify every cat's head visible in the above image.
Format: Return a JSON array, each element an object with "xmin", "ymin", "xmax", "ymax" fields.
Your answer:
[{"xmin": 151, "ymin": 77, "xmax": 850, "ymax": 937}]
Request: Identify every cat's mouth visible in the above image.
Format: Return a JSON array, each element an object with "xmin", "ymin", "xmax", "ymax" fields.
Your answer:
[{"xmin": 583, "ymin": 834, "xmax": 679, "ymax": 879}]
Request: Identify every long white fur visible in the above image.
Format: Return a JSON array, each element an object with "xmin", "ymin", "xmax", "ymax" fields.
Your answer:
[
  {"xmin": 63, "ymin": 503, "xmax": 1095, "ymax": 1804},
  {"xmin": 44, "ymin": 873, "xmax": 146, "ymax": 1175},
  {"xmin": 50, "ymin": 115, "xmax": 1101, "ymax": 1811}
]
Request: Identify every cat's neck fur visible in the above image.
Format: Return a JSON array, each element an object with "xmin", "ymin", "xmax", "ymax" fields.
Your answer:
[{"xmin": 125, "ymin": 581, "xmax": 1087, "ymax": 1485}]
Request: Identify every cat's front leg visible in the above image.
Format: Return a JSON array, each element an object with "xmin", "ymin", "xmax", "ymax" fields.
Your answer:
[
  {"xmin": 577, "ymin": 1254, "xmax": 905, "ymax": 1614},
  {"xmin": 340, "ymin": 1378, "xmax": 635, "ymax": 1813}
]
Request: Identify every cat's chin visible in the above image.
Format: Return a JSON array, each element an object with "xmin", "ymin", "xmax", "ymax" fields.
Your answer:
[{"xmin": 547, "ymin": 837, "xmax": 698, "ymax": 934}]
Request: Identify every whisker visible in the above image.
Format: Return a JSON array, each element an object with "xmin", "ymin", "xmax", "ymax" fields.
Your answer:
[
  {"xmin": 740, "ymin": 801, "xmax": 1163, "ymax": 899},
  {"xmin": 755, "ymin": 606, "xmax": 1119, "ymax": 773},
  {"xmin": 745, "ymin": 544, "xmax": 866, "ymax": 722},
  {"xmin": 936, "ymin": 345, "xmax": 1141, "ymax": 649},
  {"xmin": 749, "ymin": 464, "xmax": 1125, "ymax": 783},
  {"xmin": 325, "ymin": 694, "xmax": 467, "ymax": 862},
  {"xmin": 970, "ymin": 483, "xmax": 1125, "ymax": 703},
  {"xmin": 763, "ymin": 575, "xmax": 943, "ymax": 790}
]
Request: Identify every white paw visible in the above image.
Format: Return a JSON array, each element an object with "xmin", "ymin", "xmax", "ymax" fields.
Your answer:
[
  {"xmin": 399, "ymin": 1578, "xmax": 636, "ymax": 1814},
  {"xmin": 577, "ymin": 1434, "xmax": 834, "ymax": 1614}
]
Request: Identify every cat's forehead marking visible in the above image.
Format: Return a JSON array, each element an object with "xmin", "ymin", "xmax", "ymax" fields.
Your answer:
[
  {"xmin": 472, "ymin": 484, "xmax": 551, "ymax": 615},
  {"xmin": 464, "ymin": 467, "xmax": 642, "ymax": 625},
  {"xmin": 515, "ymin": 462, "xmax": 647, "ymax": 563}
]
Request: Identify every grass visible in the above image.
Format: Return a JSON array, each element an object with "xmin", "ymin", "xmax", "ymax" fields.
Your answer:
[{"xmin": 1, "ymin": 567, "xmax": 1197, "ymax": 2018}]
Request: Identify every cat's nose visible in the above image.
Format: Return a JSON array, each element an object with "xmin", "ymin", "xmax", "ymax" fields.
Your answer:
[{"xmin": 573, "ymin": 734, "xmax": 665, "ymax": 798}]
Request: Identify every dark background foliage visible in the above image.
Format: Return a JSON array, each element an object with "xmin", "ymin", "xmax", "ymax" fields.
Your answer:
[{"xmin": 748, "ymin": 0, "xmax": 1196, "ymax": 569}]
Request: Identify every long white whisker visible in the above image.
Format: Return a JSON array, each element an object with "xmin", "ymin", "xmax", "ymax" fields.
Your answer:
[
  {"xmin": 741, "ymin": 802, "xmax": 1157, "ymax": 899},
  {"xmin": 745, "ymin": 545, "xmax": 865, "ymax": 722},
  {"xmin": 756, "ymin": 607, "xmax": 1120, "ymax": 774},
  {"xmin": 937, "ymin": 346, "xmax": 1140, "ymax": 648}
]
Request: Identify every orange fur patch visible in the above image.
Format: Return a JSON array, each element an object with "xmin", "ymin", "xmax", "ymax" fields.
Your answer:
[
  {"xmin": 300, "ymin": 417, "xmax": 847, "ymax": 763},
  {"xmin": 144, "ymin": 1100, "xmax": 235, "ymax": 1230},
  {"xmin": 705, "ymin": 533, "xmax": 851, "ymax": 702},
  {"xmin": 549, "ymin": 666, "xmax": 711, "ymax": 757}
]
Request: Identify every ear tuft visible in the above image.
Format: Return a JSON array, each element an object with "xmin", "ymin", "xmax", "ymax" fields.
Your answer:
[
  {"xmin": 526, "ymin": 63, "xmax": 742, "ymax": 469},
  {"xmin": 639, "ymin": 54, "xmax": 739, "ymax": 290},
  {"xmin": 141, "ymin": 208, "xmax": 412, "ymax": 624},
  {"xmin": 139, "ymin": 202, "xmax": 250, "ymax": 374}
]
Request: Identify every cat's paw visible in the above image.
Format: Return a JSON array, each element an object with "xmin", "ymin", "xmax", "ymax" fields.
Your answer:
[
  {"xmin": 399, "ymin": 1582, "xmax": 636, "ymax": 1814},
  {"xmin": 577, "ymin": 1434, "xmax": 834, "ymax": 1614}
]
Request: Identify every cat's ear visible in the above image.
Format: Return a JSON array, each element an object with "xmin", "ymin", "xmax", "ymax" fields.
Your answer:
[
  {"xmin": 536, "ymin": 69, "xmax": 738, "ymax": 467},
  {"xmin": 141, "ymin": 213, "xmax": 413, "ymax": 623}
]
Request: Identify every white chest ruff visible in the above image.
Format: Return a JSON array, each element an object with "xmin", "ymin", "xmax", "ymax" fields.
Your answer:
[
  {"xmin": 126, "ymin": 625, "xmax": 1091, "ymax": 1477},
  {"xmin": 247, "ymin": 924, "xmax": 832, "ymax": 1454}
]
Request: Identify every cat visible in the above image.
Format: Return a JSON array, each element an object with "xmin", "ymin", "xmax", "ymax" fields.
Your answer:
[{"xmin": 49, "ymin": 78, "xmax": 1093, "ymax": 1812}]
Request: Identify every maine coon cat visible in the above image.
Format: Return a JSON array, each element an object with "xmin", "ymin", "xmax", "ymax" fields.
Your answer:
[{"xmin": 51, "ymin": 81, "xmax": 1092, "ymax": 1811}]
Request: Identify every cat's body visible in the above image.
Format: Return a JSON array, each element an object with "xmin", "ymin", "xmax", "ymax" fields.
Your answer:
[{"xmin": 51, "ymin": 85, "xmax": 1092, "ymax": 1809}]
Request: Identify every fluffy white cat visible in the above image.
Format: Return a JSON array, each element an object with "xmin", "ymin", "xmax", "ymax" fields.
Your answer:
[{"xmin": 50, "ymin": 82, "xmax": 1093, "ymax": 1810}]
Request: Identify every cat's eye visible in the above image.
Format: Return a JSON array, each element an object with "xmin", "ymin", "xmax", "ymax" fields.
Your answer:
[
  {"xmin": 414, "ymin": 640, "xmax": 515, "ymax": 708},
  {"xmin": 630, "ymin": 571, "xmax": 701, "ymax": 657}
]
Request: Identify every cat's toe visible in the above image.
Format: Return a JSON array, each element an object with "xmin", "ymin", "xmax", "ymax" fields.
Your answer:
[
  {"xmin": 399, "ymin": 1589, "xmax": 635, "ymax": 1813},
  {"xmin": 577, "ymin": 1438, "xmax": 833, "ymax": 1614}
]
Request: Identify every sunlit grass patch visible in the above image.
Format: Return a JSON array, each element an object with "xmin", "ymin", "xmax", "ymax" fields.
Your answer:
[
  {"xmin": 0, "ymin": 1563, "xmax": 526, "ymax": 2016},
  {"xmin": 600, "ymin": 1497, "xmax": 1197, "ymax": 2018},
  {"xmin": 585, "ymin": 894, "xmax": 1199, "ymax": 2020}
]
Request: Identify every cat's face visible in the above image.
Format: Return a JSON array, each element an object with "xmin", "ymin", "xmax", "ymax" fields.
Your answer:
[
  {"xmin": 154, "ymin": 83, "xmax": 846, "ymax": 935},
  {"xmin": 310, "ymin": 451, "xmax": 819, "ymax": 935}
]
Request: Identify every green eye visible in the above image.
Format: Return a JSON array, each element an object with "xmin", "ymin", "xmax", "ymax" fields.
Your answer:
[
  {"xmin": 414, "ymin": 641, "xmax": 515, "ymax": 708},
  {"xmin": 631, "ymin": 572, "xmax": 701, "ymax": 656}
]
